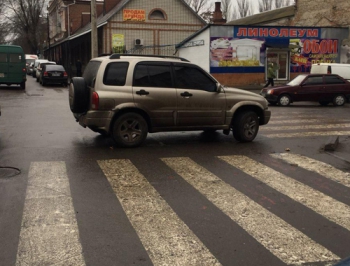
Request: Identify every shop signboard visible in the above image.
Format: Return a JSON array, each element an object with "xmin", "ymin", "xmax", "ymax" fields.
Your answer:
[
  {"xmin": 210, "ymin": 26, "xmax": 345, "ymax": 74},
  {"xmin": 123, "ymin": 9, "xmax": 146, "ymax": 21}
]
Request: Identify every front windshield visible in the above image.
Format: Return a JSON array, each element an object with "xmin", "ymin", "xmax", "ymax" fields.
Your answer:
[{"xmin": 287, "ymin": 75, "xmax": 307, "ymax": 86}]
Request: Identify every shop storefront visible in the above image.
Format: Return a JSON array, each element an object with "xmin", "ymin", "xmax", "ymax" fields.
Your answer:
[
  {"xmin": 211, "ymin": 26, "xmax": 349, "ymax": 85},
  {"xmin": 178, "ymin": 25, "xmax": 349, "ymax": 86}
]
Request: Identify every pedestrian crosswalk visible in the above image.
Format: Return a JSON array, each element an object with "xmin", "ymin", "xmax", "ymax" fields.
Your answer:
[
  {"xmin": 13, "ymin": 153, "xmax": 350, "ymax": 266},
  {"xmin": 259, "ymin": 114, "xmax": 350, "ymax": 139}
]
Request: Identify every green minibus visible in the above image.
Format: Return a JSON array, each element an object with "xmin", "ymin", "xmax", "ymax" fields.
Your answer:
[{"xmin": 0, "ymin": 45, "xmax": 26, "ymax": 89}]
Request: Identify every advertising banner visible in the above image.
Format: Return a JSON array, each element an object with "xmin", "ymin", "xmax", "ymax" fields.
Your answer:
[
  {"xmin": 112, "ymin": 34, "xmax": 124, "ymax": 53},
  {"xmin": 123, "ymin": 9, "xmax": 146, "ymax": 21},
  {"xmin": 210, "ymin": 26, "xmax": 342, "ymax": 74}
]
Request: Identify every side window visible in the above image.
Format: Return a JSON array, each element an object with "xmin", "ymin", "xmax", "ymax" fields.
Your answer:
[
  {"xmin": 303, "ymin": 76, "xmax": 323, "ymax": 85},
  {"xmin": 103, "ymin": 62, "xmax": 129, "ymax": 86},
  {"xmin": 0, "ymin": 53, "xmax": 7, "ymax": 62},
  {"xmin": 133, "ymin": 64, "xmax": 172, "ymax": 88},
  {"xmin": 83, "ymin": 61, "xmax": 101, "ymax": 87},
  {"xmin": 9, "ymin": 53, "xmax": 22, "ymax": 63},
  {"xmin": 174, "ymin": 65, "xmax": 216, "ymax": 92},
  {"xmin": 324, "ymin": 76, "xmax": 345, "ymax": 84}
]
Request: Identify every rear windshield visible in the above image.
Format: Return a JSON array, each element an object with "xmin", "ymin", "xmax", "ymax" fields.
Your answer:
[
  {"xmin": 83, "ymin": 61, "xmax": 101, "ymax": 87},
  {"xmin": 45, "ymin": 65, "xmax": 65, "ymax": 71}
]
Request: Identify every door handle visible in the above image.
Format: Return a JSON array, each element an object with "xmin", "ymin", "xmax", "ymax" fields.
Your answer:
[
  {"xmin": 136, "ymin": 89, "xmax": 149, "ymax": 95},
  {"xmin": 180, "ymin": 91, "xmax": 193, "ymax": 97}
]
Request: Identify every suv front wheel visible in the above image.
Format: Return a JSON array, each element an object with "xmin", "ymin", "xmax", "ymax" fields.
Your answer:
[
  {"xmin": 112, "ymin": 113, "xmax": 148, "ymax": 148},
  {"xmin": 232, "ymin": 111, "xmax": 259, "ymax": 142}
]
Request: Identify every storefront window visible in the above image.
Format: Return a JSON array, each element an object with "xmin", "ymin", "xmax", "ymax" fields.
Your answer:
[{"xmin": 266, "ymin": 51, "xmax": 289, "ymax": 80}]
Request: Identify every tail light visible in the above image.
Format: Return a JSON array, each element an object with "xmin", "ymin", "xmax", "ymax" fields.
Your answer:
[
  {"xmin": 43, "ymin": 71, "xmax": 48, "ymax": 76},
  {"xmin": 63, "ymin": 71, "xmax": 68, "ymax": 77},
  {"xmin": 22, "ymin": 68, "xmax": 26, "ymax": 73},
  {"xmin": 92, "ymin": 92, "xmax": 99, "ymax": 110}
]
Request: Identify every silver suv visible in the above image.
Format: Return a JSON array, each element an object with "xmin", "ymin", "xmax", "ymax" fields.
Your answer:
[{"xmin": 69, "ymin": 54, "xmax": 271, "ymax": 147}]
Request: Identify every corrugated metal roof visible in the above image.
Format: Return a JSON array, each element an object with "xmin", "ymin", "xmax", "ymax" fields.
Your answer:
[{"xmin": 226, "ymin": 5, "xmax": 296, "ymax": 25}]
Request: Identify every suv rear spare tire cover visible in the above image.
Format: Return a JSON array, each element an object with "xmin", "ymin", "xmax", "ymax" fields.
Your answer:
[{"xmin": 69, "ymin": 77, "xmax": 89, "ymax": 113}]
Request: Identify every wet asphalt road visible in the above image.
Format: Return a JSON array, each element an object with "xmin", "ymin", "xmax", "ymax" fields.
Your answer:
[{"xmin": 1, "ymin": 77, "xmax": 350, "ymax": 266}]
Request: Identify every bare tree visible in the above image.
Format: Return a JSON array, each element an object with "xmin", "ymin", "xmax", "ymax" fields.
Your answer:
[
  {"xmin": 237, "ymin": 0, "xmax": 251, "ymax": 18},
  {"xmin": 185, "ymin": 0, "xmax": 214, "ymax": 23},
  {"xmin": 2, "ymin": 0, "xmax": 46, "ymax": 53},
  {"xmin": 221, "ymin": 0, "xmax": 235, "ymax": 21},
  {"xmin": 259, "ymin": 0, "xmax": 274, "ymax": 12},
  {"xmin": 185, "ymin": 0, "xmax": 210, "ymax": 15},
  {"xmin": 275, "ymin": 0, "xmax": 294, "ymax": 8}
]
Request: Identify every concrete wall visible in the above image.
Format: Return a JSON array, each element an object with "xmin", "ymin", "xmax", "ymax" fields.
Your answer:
[
  {"xmin": 292, "ymin": 0, "xmax": 350, "ymax": 27},
  {"xmin": 178, "ymin": 29, "xmax": 210, "ymax": 72}
]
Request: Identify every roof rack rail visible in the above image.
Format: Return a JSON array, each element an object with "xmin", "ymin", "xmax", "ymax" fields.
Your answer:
[{"xmin": 109, "ymin": 53, "xmax": 190, "ymax": 62}]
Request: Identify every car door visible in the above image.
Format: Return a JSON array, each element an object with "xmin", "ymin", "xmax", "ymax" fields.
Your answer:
[
  {"xmin": 298, "ymin": 75, "xmax": 324, "ymax": 102},
  {"xmin": 0, "ymin": 52, "xmax": 8, "ymax": 82},
  {"xmin": 322, "ymin": 75, "xmax": 349, "ymax": 101},
  {"xmin": 173, "ymin": 63, "xmax": 226, "ymax": 127},
  {"xmin": 132, "ymin": 61, "xmax": 177, "ymax": 128}
]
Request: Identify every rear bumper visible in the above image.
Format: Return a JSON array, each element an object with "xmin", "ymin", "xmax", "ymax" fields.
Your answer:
[
  {"xmin": 42, "ymin": 77, "xmax": 68, "ymax": 84},
  {"xmin": 77, "ymin": 110, "xmax": 113, "ymax": 133}
]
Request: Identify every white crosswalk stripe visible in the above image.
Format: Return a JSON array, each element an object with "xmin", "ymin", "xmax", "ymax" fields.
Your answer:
[
  {"xmin": 271, "ymin": 153, "xmax": 350, "ymax": 189},
  {"xmin": 262, "ymin": 131, "xmax": 350, "ymax": 138},
  {"xmin": 260, "ymin": 123, "xmax": 350, "ymax": 131},
  {"xmin": 16, "ymin": 162, "xmax": 85, "ymax": 266},
  {"xmin": 219, "ymin": 155, "xmax": 350, "ymax": 232},
  {"xmin": 260, "ymin": 115, "xmax": 350, "ymax": 138},
  {"xmin": 98, "ymin": 159, "xmax": 221, "ymax": 266},
  {"xmin": 162, "ymin": 157, "xmax": 339, "ymax": 265}
]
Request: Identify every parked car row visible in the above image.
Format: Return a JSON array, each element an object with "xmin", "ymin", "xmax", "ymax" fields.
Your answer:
[{"xmin": 27, "ymin": 59, "xmax": 68, "ymax": 87}]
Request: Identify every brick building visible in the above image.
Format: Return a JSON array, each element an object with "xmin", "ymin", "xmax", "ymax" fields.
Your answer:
[
  {"xmin": 45, "ymin": 0, "xmax": 206, "ymax": 77},
  {"xmin": 177, "ymin": 0, "xmax": 350, "ymax": 87}
]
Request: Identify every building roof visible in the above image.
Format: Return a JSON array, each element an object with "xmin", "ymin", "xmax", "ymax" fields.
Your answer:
[
  {"xmin": 67, "ymin": 0, "xmax": 207, "ymax": 41},
  {"xmin": 175, "ymin": 24, "xmax": 210, "ymax": 49},
  {"xmin": 226, "ymin": 5, "xmax": 296, "ymax": 25}
]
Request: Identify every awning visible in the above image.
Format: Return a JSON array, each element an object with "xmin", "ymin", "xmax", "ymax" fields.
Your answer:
[{"xmin": 264, "ymin": 38, "xmax": 290, "ymax": 48}]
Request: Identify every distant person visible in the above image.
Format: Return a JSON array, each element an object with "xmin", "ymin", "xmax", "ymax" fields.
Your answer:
[
  {"xmin": 76, "ymin": 59, "xmax": 82, "ymax": 77},
  {"xmin": 264, "ymin": 63, "xmax": 276, "ymax": 87}
]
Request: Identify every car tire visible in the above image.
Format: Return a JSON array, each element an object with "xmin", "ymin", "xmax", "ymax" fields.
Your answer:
[
  {"xmin": 332, "ymin": 95, "xmax": 346, "ymax": 106},
  {"xmin": 42, "ymin": 80, "xmax": 46, "ymax": 86},
  {"xmin": 69, "ymin": 77, "xmax": 89, "ymax": 113},
  {"xmin": 232, "ymin": 111, "xmax": 259, "ymax": 142},
  {"xmin": 20, "ymin": 82, "xmax": 25, "ymax": 90},
  {"xmin": 111, "ymin": 113, "xmax": 148, "ymax": 148},
  {"xmin": 278, "ymin": 94, "xmax": 291, "ymax": 106},
  {"xmin": 319, "ymin": 100, "xmax": 330, "ymax": 106}
]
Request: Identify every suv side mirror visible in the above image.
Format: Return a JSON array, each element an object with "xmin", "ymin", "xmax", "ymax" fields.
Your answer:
[{"xmin": 216, "ymin": 83, "xmax": 222, "ymax": 92}]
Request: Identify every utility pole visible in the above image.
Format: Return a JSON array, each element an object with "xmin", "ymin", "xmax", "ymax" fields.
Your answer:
[
  {"xmin": 91, "ymin": 0, "xmax": 98, "ymax": 58},
  {"xmin": 47, "ymin": 14, "xmax": 50, "ymax": 60}
]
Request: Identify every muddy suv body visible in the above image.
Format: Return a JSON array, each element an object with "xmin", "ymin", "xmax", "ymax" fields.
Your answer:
[{"xmin": 69, "ymin": 54, "xmax": 271, "ymax": 147}]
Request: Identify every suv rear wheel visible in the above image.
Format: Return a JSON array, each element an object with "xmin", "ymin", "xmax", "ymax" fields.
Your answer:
[
  {"xmin": 112, "ymin": 113, "xmax": 148, "ymax": 148},
  {"xmin": 69, "ymin": 77, "xmax": 89, "ymax": 113},
  {"xmin": 232, "ymin": 111, "xmax": 259, "ymax": 142}
]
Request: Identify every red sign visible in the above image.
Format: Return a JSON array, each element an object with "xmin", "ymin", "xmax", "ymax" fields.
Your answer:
[{"xmin": 123, "ymin": 9, "xmax": 145, "ymax": 21}]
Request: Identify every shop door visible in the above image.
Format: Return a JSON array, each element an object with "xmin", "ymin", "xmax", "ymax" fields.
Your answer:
[{"xmin": 266, "ymin": 51, "xmax": 289, "ymax": 81}]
